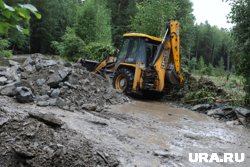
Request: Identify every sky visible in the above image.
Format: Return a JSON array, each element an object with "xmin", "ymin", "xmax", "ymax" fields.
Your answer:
[{"xmin": 191, "ymin": 0, "xmax": 233, "ymax": 29}]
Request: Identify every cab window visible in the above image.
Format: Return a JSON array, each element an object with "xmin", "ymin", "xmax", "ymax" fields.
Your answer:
[
  {"xmin": 118, "ymin": 38, "xmax": 130, "ymax": 60},
  {"xmin": 126, "ymin": 38, "xmax": 139, "ymax": 63}
]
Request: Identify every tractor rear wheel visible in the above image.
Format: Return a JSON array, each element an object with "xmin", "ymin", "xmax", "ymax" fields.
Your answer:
[{"xmin": 113, "ymin": 68, "xmax": 134, "ymax": 94}]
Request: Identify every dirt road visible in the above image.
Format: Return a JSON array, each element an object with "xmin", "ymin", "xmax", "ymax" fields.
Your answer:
[{"xmin": 1, "ymin": 96, "xmax": 250, "ymax": 167}]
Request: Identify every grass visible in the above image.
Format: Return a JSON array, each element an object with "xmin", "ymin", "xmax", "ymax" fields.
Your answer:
[{"xmin": 192, "ymin": 72, "xmax": 245, "ymax": 106}]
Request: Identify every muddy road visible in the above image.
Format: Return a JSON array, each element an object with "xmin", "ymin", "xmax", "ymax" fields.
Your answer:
[{"xmin": 1, "ymin": 96, "xmax": 250, "ymax": 167}]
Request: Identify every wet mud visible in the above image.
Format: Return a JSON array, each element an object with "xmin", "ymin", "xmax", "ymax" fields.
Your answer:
[{"xmin": 1, "ymin": 97, "xmax": 250, "ymax": 166}]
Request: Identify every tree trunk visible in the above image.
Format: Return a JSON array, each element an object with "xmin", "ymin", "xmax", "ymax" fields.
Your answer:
[
  {"xmin": 211, "ymin": 44, "xmax": 215, "ymax": 65},
  {"xmin": 227, "ymin": 53, "xmax": 230, "ymax": 71}
]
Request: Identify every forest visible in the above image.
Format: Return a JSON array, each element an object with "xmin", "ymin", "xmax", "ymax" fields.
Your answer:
[{"xmin": 0, "ymin": 0, "xmax": 249, "ymax": 106}]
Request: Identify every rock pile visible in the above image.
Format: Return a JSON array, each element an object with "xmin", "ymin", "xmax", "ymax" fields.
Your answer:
[
  {"xmin": 191, "ymin": 103, "xmax": 250, "ymax": 127},
  {"xmin": 0, "ymin": 54, "xmax": 129, "ymax": 111},
  {"xmin": 0, "ymin": 109, "xmax": 119, "ymax": 167}
]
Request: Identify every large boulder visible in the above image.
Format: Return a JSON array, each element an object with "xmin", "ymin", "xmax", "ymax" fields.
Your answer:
[
  {"xmin": 5, "ymin": 66, "xmax": 20, "ymax": 82},
  {"xmin": 191, "ymin": 104, "xmax": 212, "ymax": 112},
  {"xmin": 8, "ymin": 60, "xmax": 20, "ymax": 67},
  {"xmin": 37, "ymin": 59, "xmax": 57, "ymax": 67},
  {"xmin": 235, "ymin": 107, "xmax": 250, "ymax": 117},
  {"xmin": 207, "ymin": 109, "xmax": 224, "ymax": 116},
  {"xmin": 47, "ymin": 67, "xmax": 71, "ymax": 87},
  {"xmin": 0, "ymin": 76, "xmax": 7, "ymax": 86},
  {"xmin": 82, "ymin": 103, "xmax": 97, "ymax": 111},
  {"xmin": 36, "ymin": 78, "xmax": 46, "ymax": 86},
  {"xmin": 50, "ymin": 89, "xmax": 60, "ymax": 98},
  {"xmin": 16, "ymin": 86, "xmax": 34, "ymax": 103},
  {"xmin": 28, "ymin": 111, "xmax": 64, "ymax": 127},
  {"xmin": 0, "ymin": 82, "xmax": 18, "ymax": 97}
]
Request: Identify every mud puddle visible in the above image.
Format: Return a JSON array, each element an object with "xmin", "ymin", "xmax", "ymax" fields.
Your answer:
[{"xmin": 111, "ymin": 101, "xmax": 250, "ymax": 166}]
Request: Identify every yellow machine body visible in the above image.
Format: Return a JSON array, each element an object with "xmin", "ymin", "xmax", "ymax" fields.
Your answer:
[{"xmin": 86, "ymin": 20, "xmax": 183, "ymax": 95}]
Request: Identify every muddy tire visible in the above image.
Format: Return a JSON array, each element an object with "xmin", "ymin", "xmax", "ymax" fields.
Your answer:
[{"xmin": 113, "ymin": 68, "xmax": 134, "ymax": 94}]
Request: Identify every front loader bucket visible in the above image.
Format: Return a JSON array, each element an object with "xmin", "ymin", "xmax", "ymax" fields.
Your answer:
[
  {"xmin": 166, "ymin": 69, "xmax": 181, "ymax": 85},
  {"xmin": 78, "ymin": 59, "xmax": 99, "ymax": 72}
]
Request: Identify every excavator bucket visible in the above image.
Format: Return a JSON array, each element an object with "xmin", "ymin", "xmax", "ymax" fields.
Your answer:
[
  {"xmin": 79, "ymin": 56, "xmax": 116, "ymax": 74},
  {"xmin": 78, "ymin": 59, "xmax": 99, "ymax": 72}
]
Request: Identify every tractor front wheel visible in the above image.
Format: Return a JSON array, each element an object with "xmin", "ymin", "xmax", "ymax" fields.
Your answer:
[{"xmin": 113, "ymin": 68, "xmax": 134, "ymax": 94}]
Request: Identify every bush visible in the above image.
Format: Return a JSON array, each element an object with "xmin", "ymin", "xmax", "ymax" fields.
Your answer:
[
  {"xmin": 83, "ymin": 42, "xmax": 115, "ymax": 61},
  {"xmin": 52, "ymin": 28, "xmax": 115, "ymax": 62},
  {"xmin": 202, "ymin": 63, "xmax": 213, "ymax": 75},
  {"xmin": 0, "ymin": 38, "xmax": 12, "ymax": 58},
  {"xmin": 51, "ymin": 28, "xmax": 86, "ymax": 61},
  {"xmin": 187, "ymin": 57, "xmax": 197, "ymax": 72}
]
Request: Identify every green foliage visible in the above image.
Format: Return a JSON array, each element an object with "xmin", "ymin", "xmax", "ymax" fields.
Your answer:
[
  {"xmin": 204, "ymin": 64, "xmax": 214, "ymax": 76},
  {"xmin": 187, "ymin": 74, "xmax": 245, "ymax": 106},
  {"xmin": 75, "ymin": 0, "xmax": 112, "ymax": 45},
  {"xmin": 131, "ymin": 0, "xmax": 177, "ymax": 37},
  {"xmin": 8, "ymin": 28, "xmax": 29, "ymax": 53},
  {"xmin": 83, "ymin": 42, "xmax": 115, "ymax": 61},
  {"xmin": 0, "ymin": 0, "xmax": 41, "ymax": 34},
  {"xmin": 75, "ymin": 0, "xmax": 96, "ymax": 44},
  {"xmin": 197, "ymin": 57, "xmax": 205, "ymax": 71},
  {"xmin": 227, "ymin": 0, "xmax": 250, "ymax": 105},
  {"xmin": 175, "ymin": 0, "xmax": 195, "ymax": 58},
  {"xmin": 107, "ymin": 0, "xmax": 136, "ymax": 46},
  {"xmin": 185, "ymin": 88, "xmax": 217, "ymax": 104},
  {"xmin": 95, "ymin": 1, "xmax": 112, "ymax": 44},
  {"xmin": 0, "ymin": 38, "xmax": 12, "ymax": 57},
  {"xmin": 196, "ymin": 57, "xmax": 213, "ymax": 75},
  {"xmin": 51, "ymin": 28, "xmax": 86, "ymax": 61},
  {"xmin": 131, "ymin": 0, "xmax": 194, "ymax": 59},
  {"xmin": 214, "ymin": 57, "xmax": 225, "ymax": 76},
  {"xmin": 30, "ymin": 0, "xmax": 78, "ymax": 53},
  {"xmin": 52, "ymin": 0, "xmax": 113, "ymax": 61},
  {"xmin": 191, "ymin": 23, "xmax": 233, "ymax": 67},
  {"xmin": 187, "ymin": 57, "xmax": 197, "ymax": 72},
  {"xmin": 52, "ymin": 27, "xmax": 115, "ymax": 61}
]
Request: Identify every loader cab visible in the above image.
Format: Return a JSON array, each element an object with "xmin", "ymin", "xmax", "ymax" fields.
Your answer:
[{"xmin": 117, "ymin": 33, "xmax": 162, "ymax": 67}]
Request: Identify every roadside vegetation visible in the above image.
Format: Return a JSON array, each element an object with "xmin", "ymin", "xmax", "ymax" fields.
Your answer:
[{"xmin": 0, "ymin": 0, "xmax": 249, "ymax": 107}]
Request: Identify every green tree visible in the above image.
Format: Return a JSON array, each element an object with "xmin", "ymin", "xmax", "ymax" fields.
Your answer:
[
  {"xmin": 190, "ymin": 22, "xmax": 233, "ymax": 70},
  {"xmin": 175, "ymin": 0, "xmax": 195, "ymax": 59},
  {"xmin": 29, "ymin": 0, "xmax": 78, "ymax": 53},
  {"xmin": 0, "ymin": 38, "xmax": 12, "ymax": 57},
  {"xmin": 228, "ymin": 0, "xmax": 250, "ymax": 105},
  {"xmin": 51, "ymin": 27, "xmax": 85, "ymax": 61},
  {"xmin": 76, "ymin": 0, "xmax": 112, "ymax": 45},
  {"xmin": 197, "ymin": 56, "xmax": 206, "ymax": 71},
  {"xmin": 131, "ymin": 0, "xmax": 177, "ymax": 37},
  {"xmin": 107, "ymin": 0, "xmax": 137, "ymax": 46},
  {"xmin": 214, "ymin": 57, "xmax": 225, "ymax": 76}
]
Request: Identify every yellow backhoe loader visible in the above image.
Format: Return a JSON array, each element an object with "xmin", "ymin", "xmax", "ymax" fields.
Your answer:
[{"xmin": 80, "ymin": 20, "xmax": 183, "ymax": 96}]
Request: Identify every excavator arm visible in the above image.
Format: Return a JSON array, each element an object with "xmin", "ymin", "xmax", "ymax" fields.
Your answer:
[{"xmin": 153, "ymin": 20, "xmax": 183, "ymax": 91}]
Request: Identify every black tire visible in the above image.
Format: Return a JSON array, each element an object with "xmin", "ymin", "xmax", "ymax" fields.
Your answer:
[{"xmin": 113, "ymin": 68, "xmax": 134, "ymax": 94}]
